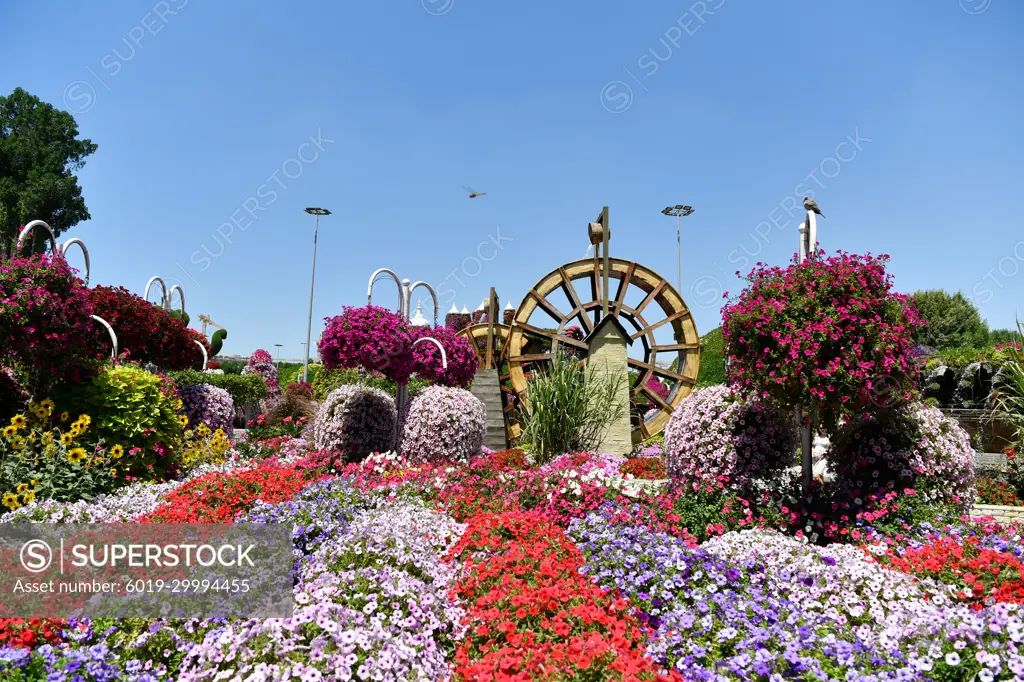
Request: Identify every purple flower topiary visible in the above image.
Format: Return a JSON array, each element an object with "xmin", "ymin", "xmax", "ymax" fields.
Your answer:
[
  {"xmin": 179, "ymin": 383, "xmax": 235, "ymax": 432},
  {"xmin": 313, "ymin": 385, "xmax": 397, "ymax": 456},
  {"xmin": 242, "ymin": 348, "xmax": 281, "ymax": 401},
  {"xmin": 664, "ymin": 385, "xmax": 796, "ymax": 494},
  {"xmin": 400, "ymin": 385, "xmax": 486, "ymax": 464}
]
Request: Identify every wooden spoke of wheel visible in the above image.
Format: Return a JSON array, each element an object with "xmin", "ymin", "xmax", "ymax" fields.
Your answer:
[
  {"xmin": 456, "ymin": 323, "xmax": 510, "ymax": 369},
  {"xmin": 507, "ymin": 256, "xmax": 701, "ymax": 443}
]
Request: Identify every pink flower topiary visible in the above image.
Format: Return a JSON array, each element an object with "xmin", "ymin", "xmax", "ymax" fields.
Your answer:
[
  {"xmin": 663, "ymin": 385, "xmax": 796, "ymax": 495},
  {"xmin": 318, "ymin": 305, "xmax": 416, "ymax": 383},
  {"xmin": 243, "ymin": 348, "xmax": 280, "ymax": 401},
  {"xmin": 400, "ymin": 385, "xmax": 486, "ymax": 464},
  {"xmin": 722, "ymin": 251, "xmax": 922, "ymax": 432},
  {"xmin": 411, "ymin": 325, "xmax": 477, "ymax": 389}
]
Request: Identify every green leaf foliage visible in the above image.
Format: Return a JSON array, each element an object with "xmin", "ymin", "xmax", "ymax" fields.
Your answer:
[
  {"xmin": 910, "ymin": 289, "xmax": 989, "ymax": 349},
  {"xmin": 0, "ymin": 87, "xmax": 98, "ymax": 255},
  {"xmin": 166, "ymin": 370, "xmax": 268, "ymax": 406}
]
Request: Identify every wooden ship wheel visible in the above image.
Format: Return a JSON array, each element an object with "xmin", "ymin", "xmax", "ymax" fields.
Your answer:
[{"xmin": 506, "ymin": 256, "xmax": 701, "ymax": 444}]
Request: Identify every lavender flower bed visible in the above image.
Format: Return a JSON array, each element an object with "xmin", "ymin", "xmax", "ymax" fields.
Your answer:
[{"xmin": 569, "ymin": 510, "xmax": 1024, "ymax": 680}]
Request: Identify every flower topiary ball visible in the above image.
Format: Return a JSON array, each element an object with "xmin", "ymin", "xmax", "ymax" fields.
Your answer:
[
  {"xmin": 663, "ymin": 385, "xmax": 796, "ymax": 494},
  {"xmin": 313, "ymin": 385, "xmax": 396, "ymax": 458},
  {"xmin": 826, "ymin": 402, "xmax": 975, "ymax": 510},
  {"xmin": 400, "ymin": 386, "xmax": 486, "ymax": 464},
  {"xmin": 179, "ymin": 384, "xmax": 234, "ymax": 432}
]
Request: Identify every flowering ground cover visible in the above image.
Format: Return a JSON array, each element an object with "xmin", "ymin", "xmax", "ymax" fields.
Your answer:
[{"xmin": 4, "ymin": 438, "xmax": 1024, "ymax": 680}]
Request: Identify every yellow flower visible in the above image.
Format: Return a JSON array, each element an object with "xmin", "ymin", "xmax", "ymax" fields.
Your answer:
[
  {"xmin": 10, "ymin": 436, "xmax": 26, "ymax": 451},
  {"xmin": 44, "ymin": 445, "xmax": 57, "ymax": 457},
  {"xmin": 2, "ymin": 425, "xmax": 16, "ymax": 439},
  {"xmin": 59, "ymin": 412, "xmax": 70, "ymax": 422},
  {"xmin": 178, "ymin": 415, "xmax": 189, "ymax": 428},
  {"xmin": 77, "ymin": 415, "xmax": 91, "ymax": 427},
  {"xmin": 197, "ymin": 424, "xmax": 211, "ymax": 437},
  {"xmin": 9, "ymin": 414, "xmax": 26, "ymax": 429},
  {"xmin": 67, "ymin": 448, "xmax": 87, "ymax": 464},
  {"xmin": 1, "ymin": 493, "xmax": 19, "ymax": 509},
  {"xmin": 173, "ymin": 399, "xmax": 183, "ymax": 411},
  {"xmin": 26, "ymin": 432, "xmax": 37, "ymax": 443},
  {"xmin": 30, "ymin": 479, "xmax": 38, "ymax": 486},
  {"xmin": 22, "ymin": 491, "xmax": 35, "ymax": 504},
  {"xmin": 41, "ymin": 432, "xmax": 53, "ymax": 445},
  {"xmin": 40, "ymin": 399, "xmax": 55, "ymax": 414},
  {"xmin": 16, "ymin": 483, "xmax": 29, "ymax": 494},
  {"xmin": 184, "ymin": 430, "xmax": 194, "ymax": 440},
  {"xmin": 110, "ymin": 469, "xmax": 117, "ymax": 478},
  {"xmin": 60, "ymin": 433, "xmax": 74, "ymax": 446},
  {"xmin": 110, "ymin": 444, "xmax": 124, "ymax": 459}
]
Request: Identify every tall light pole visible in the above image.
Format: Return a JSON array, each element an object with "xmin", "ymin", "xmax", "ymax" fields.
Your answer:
[
  {"xmin": 274, "ymin": 343, "xmax": 283, "ymax": 370},
  {"xmin": 303, "ymin": 207, "xmax": 331, "ymax": 383},
  {"xmin": 661, "ymin": 205, "xmax": 694, "ymax": 292}
]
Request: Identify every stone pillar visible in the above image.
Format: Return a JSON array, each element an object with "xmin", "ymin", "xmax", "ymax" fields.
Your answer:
[{"xmin": 584, "ymin": 316, "xmax": 633, "ymax": 455}]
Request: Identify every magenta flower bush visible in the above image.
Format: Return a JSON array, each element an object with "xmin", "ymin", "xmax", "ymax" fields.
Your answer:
[
  {"xmin": 313, "ymin": 385, "xmax": 397, "ymax": 457},
  {"xmin": 400, "ymin": 386, "xmax": 486, "ymax": 464},
  {"xmin": 722, "ymin": 251, "xmax": 922, "ymax": 432},
  {"xmin": 827, "ymin": 402, "xmax": 975, "ymax": 510},
  {"xmin": 412, "ymin": 325, "xmax": 478, "ymax": 389},
  {"xmin": 0, "ymin": 254, "xmax": 104, "ymax": 394},
  {"xmin": 663, "ymin": 385, "xmax": 796, "ymax": 494},
  {"xmin": 319, "ymin": 305, "xmax": 415, "ymax": 383},
  {"xmin": 179, "ymin": 383, "xmax": 235, "ymax": 432},
  {"xmin": 445, "ymin": 311, "xmax": 470, "ymax": 332},
  {"xmin": 645, "ymin": 376, "xmax": 669, "ymax": 402},
  {"xmin": 242, "ymin": 349, "xmax": 280, "ymax": 401}
]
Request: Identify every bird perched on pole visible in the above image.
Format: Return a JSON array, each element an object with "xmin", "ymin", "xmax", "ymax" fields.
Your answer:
[{"xmin": 803, "ymin": 196, "xmax": 825, "ymax": 218}]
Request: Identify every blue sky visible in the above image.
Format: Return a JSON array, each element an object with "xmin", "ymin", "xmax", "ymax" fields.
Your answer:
[{"xmin": 3, "ymin": 1, "xmax": 1022, "ymax": 358}]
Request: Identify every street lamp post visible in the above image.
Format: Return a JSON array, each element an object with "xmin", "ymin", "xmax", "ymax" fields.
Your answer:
[
  {"xmin": 661, "ymin": 205, "xmax": 694, "ymax": 292},
  {"xmin": 274, "ymin": 343, "xmax": 283, "ymax": 370},
  {"xmin": 303, "ymin": 207, "xmax": 331, "ymax": 383}
]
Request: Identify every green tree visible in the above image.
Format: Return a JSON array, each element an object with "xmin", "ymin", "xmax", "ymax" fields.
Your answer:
[
  {"xmin": 909, "ymin": 289, "xmax": 989, "ymax": 349},
  {"xmin": 0, "ymin": 87, "xmax": 98, "ymax": 256}
]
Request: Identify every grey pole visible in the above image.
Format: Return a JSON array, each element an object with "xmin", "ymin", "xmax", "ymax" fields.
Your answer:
[
  {"xmin": 661, "ymin": 205, "xmax": 694, "ymax": 292},
  {"xmin": 303, "ymin": 208, "xmax": 331, "ymax": 383}
]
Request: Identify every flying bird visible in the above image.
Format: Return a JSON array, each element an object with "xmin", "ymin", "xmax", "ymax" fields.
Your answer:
[
  {"xmin": 463, "ymin": 186, "xmax": 487, "ymax": 199},
  {"xmin": 803, "ymin": 196, "xmax": 825, "ymax": 218}
]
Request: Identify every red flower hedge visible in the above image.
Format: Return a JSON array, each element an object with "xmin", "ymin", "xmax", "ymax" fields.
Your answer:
[
  {"xmin": 89, "ymin": 285, "xmax": 210, "ymax": 370},
  {"xmin": 0, "ymin": 254, "xmax": 104, "ymax": 391},
  {"xmin": 722, "ymin": 251, "xmax": 922, "ymax": 431},
  {"xmin": 619, "ymin": 457, "xmax": 667, "ymax": 480},
  {"xmin": 448, "ymin": 512, "xmax": 682, "ymax": 681},
  {"xmin": 0, "ymin": 618, "xmax": 65, "ymax": 649},
  {"xmin": 873, "ymin": 537, "xmax": 1024, "ymax": 609},
  {"xmin": 141, "ymin": 462, "xmax": 314, "ymax": 523}
]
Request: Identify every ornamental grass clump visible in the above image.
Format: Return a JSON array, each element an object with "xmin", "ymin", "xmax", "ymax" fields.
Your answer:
[
  {"xmin": 313, "ymin": 385, "xmax": 396, "ymax": 458},
  {"xmin": 517, "ymin": 351, "xmax": 626, "ymax": 463},
  {"xmin": 400, "ymin": 385, "xmax": 486, "ymax": 464},
  {"xmin": 178, "ymin": 383, "xmax": 234, "ymax": 432},
  {"xmin": 827, "ymin": 401, "xmax": 976, "ymax": 510},
  {"xmin": 663, "ymin": 385, "xmax": 796, "ymax": 495},
  {"xmin": 722, "ymin": 251, "xmax": 922, "ymax": 432}
]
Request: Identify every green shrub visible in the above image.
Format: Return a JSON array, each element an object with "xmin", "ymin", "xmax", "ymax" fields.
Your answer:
[
  {"xmin": 56, "ymin": 366, "xmax": 184, "ymax": 480},
  {"xmin": 910, "ymin": 289, "xmax": 989, "ymax": 349},
  {"xmin": 517, "ymin": 352, "xmax": 626, "ymax": 463},
  {"xmin": 166, "ymin": 370, "xmax": 267, "ymax": 407},
  {"xmin": 312, "ymin": 366, "xmax": 428, "ymax": 402},
  {"xmin": 219, "ymin": 360, "xmax": 245, "ymax": 375},
  {"xmin": 696, "ymin": 327, "xmax": 725, "ymax": 387}
]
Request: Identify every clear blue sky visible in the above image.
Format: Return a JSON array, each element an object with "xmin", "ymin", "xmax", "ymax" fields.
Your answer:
[{"xmin": 4, "ymin": 1, "xmax": 1022, "ymax": 357}]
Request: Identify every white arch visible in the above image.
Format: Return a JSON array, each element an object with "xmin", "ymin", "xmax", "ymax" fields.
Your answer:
[
  {"xmin": 194, "ymin": 340, "xmax": 208, "ymax": 371},
  {"xmin": 59, "ymin": 238, "xmax": 91, "ymax": 285},
  {"xmin": 409, "ymin": 281, "xmax": 440, "ymax": 326},
  {"xmin": 90, "ymin": 315, "xmax": 118, "ymax": 359},
  {"xmin": 367, "ymin": 268, "xmax": 404, "ymax": 314},
  {"xmin": 144, "ymin": 276, "xmax": 168, "ymax": 307},
  {"xmin": 168, "ymin": 284, "xmax": 186, "ymax": 316},
  {"xmin": 412, "ymin": 336, "xmax": 448, "ymax": 370},
  {"xmin": 16, "ymin": 220, "xmax": 57, "ymax": 254}
]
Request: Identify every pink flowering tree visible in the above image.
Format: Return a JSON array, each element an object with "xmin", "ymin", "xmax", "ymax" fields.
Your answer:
[
  {"xmin": 318, "ymin": 305, "xmax": 416, "ymax": 383},
  {"xmin": 0, "ymin": 254, "xmax": 104, "ymax": 395},
  {"xmin": 722, "ymin": 251, "xmax": 922, "ymax": 433}
]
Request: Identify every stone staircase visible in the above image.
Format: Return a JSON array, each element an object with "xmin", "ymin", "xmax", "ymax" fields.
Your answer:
[{"xmin": 471, "ymin": 368, "xmax": 508, "ymax": 451}]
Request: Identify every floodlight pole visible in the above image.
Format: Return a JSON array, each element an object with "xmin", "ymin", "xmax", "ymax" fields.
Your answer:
[
  {"xmin": 661, "ymin": 205, "xmax": 694, "ymax": 293},
  {"xmin": 303, "ymin": 207, "xmax": 331, "ymax": 383},
  {"xmin": 797, "ymin": 209, "xmax": 819, "ymax": 497}
]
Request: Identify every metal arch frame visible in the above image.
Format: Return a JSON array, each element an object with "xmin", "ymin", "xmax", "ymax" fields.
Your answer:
[
  {"xmin": 408, "ymin": 281, "xmax": 440, "ymax": 326},
  {"xmin": 144, "ymin": 276, "xmax": 169, "ymax": 308},
  {"xmin": 90, "ymin": 315, "xmax": 118, "ymax": 359},
  {"xmin": 411, "ymin": 336, "xmax": 447, "ymax": 370},
  {"xmin": 16, "ymin": 220, "xmax": 58, "ymax": 254},
  {"xmin": 194, "ymin": 340, "xmax": 209, "ymax": 371},
  {"xmin": 367, "ymin": 268, "xmax": 404, "ymax": 315},
  {"xmin": 59, "ymin": 238, "xmax": 91, "ymax": 285},
  {"xmin": 168, "ymin": 284, "xmax": 186, "ymax": 317},
  {"xmin": 506, "ymin": 256, "xmax": 701, "ymax": 442}
]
